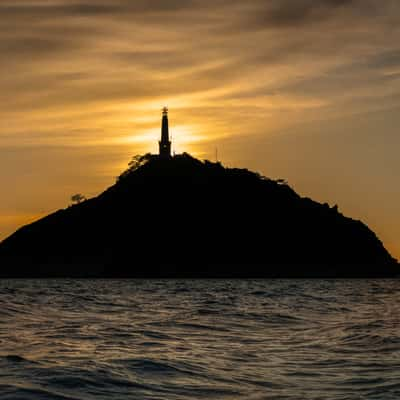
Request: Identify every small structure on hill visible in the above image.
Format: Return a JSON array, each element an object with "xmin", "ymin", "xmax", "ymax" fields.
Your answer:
[{"xmin": 159, "ymin": 106, "xmax": 171, "ymax": 158}]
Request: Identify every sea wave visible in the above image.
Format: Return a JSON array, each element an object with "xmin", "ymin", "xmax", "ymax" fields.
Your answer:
[{"xmin": 0, "ymin": 278, "xmax": 399, "ymax": 399}]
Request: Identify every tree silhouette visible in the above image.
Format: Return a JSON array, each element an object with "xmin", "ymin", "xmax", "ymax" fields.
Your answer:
[
  {"xmin": 71, "ymin": 194, "xmax": 86, "ymax": 205},
  {"xmin": 117, "ymin": 153, "xmax": 152, "ymax": 181}
]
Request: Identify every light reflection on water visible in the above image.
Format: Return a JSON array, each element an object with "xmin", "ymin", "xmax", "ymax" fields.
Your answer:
[{"xmin": 0, "ymin": 279, "xmax": 399, "ymax": 399}]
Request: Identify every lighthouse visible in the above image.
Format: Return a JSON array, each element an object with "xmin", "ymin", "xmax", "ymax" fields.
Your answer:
[{"xmin": 159, "ymin": 106, "xmax": 171, "ymax": 158}]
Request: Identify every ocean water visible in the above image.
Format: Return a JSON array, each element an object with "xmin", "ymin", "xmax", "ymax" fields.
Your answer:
[{"xmin": 0, "ymin": 279, "xmax": 399, "ymax": 400}]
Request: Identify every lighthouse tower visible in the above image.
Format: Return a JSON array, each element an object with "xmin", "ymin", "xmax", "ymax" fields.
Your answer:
[{"xmin": 159, "ymin": 106, "xmax": 171, "ymax": 158}]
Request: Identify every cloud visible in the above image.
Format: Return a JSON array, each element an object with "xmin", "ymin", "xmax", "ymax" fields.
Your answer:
[
  {"xmin": 0, "ymin": 0, "xmax": 399, "ymax": 129},
  {"xmin": 0, "ymin": 0, "xmax": 199, "ymax": 19},
  {"xmin": 258, "ymin": 0, "xmax": 357, "ymax": 28}
]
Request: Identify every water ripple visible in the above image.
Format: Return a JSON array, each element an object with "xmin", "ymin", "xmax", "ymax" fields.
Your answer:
[{"xmin": 0, "ymin": 279, "xmax": 399, "ymax": 399}]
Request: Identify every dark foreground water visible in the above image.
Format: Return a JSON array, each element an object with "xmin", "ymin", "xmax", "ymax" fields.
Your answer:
[{"xmin": 0, "ymin": 280, "xmax": 399, "ymax": 400}]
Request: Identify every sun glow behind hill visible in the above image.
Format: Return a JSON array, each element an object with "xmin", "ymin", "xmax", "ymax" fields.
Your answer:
[{"xmin": 0, "ymin": 1, "xmax": 400, "ymax": 259}]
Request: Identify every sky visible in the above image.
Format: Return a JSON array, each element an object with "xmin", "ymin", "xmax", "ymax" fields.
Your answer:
[{"xmin": 0, "ymin": 0, "xmax": 399, "ymax": 259}]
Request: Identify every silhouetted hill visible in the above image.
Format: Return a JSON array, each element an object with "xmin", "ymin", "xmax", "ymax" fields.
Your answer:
[{"xmin": 0, "ymin": 153, "xmax": 398, "ymax": 277}]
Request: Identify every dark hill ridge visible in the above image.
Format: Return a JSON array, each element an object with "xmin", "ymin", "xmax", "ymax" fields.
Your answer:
[{"xmin": 0, "ymin": 153, "xmax": 398, "ymax": 277}]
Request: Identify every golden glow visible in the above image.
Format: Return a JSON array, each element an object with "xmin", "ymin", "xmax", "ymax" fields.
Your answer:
[
  {"xmin": 0, "ymin": 214, "xmax": 45, "ymax": 240},
  {"xmin": 0, "ymin": 1, "xmax": 399, "ymax": 259}
]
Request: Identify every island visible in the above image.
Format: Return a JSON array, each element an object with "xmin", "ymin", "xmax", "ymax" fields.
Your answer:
[{"xmin": 0, "ymin": 109, "xmax": 398, "ymax": 278}]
